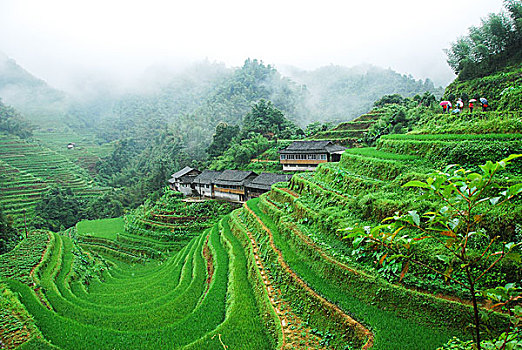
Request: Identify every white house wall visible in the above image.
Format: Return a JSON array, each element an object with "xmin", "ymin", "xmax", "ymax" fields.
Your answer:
[
  {"xmin": 282, "ymin": 164, "xmax": 318, "ymax": 171},
  {"xmin": 196, "ymin": 186, "xmax": 214, "ymax": 198},
  {"xmin": 214, "ymin": 191, "xmax": 242, "ymax": 202}
]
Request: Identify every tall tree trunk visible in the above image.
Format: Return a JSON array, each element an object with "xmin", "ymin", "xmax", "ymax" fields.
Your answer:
[{"xmin": 466, "ymin": 266, "xmax": 481, "ymax": 350}]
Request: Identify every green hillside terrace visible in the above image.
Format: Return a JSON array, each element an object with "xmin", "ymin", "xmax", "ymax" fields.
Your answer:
[{"xmin": 0, "ymin": 133, "xmax": 110, "ymax": 226}]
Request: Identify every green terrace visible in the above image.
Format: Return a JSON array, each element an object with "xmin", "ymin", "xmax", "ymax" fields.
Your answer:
[
  {"xmin": 0, "ymin": 214, "xmax": 278, "ymax": 349},
  {"xmin": 0, "ymin": 133, "xmax": 110, "ymax": 226},
  {"xmin": 376, "ymin": 133, "xmax": 522, "ymax": 169},
  {"xmin": 32, "ymin": 130, "xmax": 115, "ymax": 175},
  {"xmin": 306, "ymin": 111, "xmax": 383, "ymax": 148}
]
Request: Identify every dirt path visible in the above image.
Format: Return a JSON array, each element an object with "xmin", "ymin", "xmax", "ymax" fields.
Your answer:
[
  {"xmin": 236, "ymin": 214, "xmax": 329, "ymax": 349},
  {"xmin": 243, "ymin": 203, "xmax": 374, "ymax": 349},
  {"xmin": 200, "ymin": 233, "xmax": 214, "ymax": 304}
]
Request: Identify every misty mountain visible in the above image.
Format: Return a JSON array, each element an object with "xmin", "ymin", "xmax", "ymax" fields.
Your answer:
[
  {"xmin": 0, "ymin": 52, "xmax": 69, "ymax": 126},
  {"xmin": 281, "ymin": 64, "xmax": 442, "ymax": 124}
]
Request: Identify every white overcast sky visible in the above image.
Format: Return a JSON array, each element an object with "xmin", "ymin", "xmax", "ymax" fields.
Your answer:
[{"xmin": 0, "ymin": 0, "xmax": 505, "ymax": 90}]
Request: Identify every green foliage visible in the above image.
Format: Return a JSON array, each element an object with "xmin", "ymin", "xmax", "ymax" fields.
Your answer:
[
  {"xmin": 206, "ymin": 122, "xmax": 240, "ymax": 159},
  {"xmin": 0, "ymin": 99, "xmax": 32, "ymax": 138},
  {"xmin": 363, "ymin": 99, "xmax": 440, "ymax": 146},
  {"xmin": 445, "ymin": 1, "xmax": 522, "ymax": 80},
  {"xmin": 0, "ymin": 208, "xmax": 19, "ymax": 254},
  {"xmin": 96, "ymin": 129, "xmax": 189, "ymax": 208},
  {"xmin": 241, "ymin": 99, "xmax": 303, "ymax": 140},
  {"xmin": 438, "ymin": 329, "xmax": 521, "ymax": 350},
  {"xmin": 444, "ymin": 64, "xmax": 522, "ymax": 111},
  {"xmin": 210, "ymin": 134, "xmax": 271, "ymax": 170},
  {"xmin": 373, "ymin": 94, "xmax": 405, "ymax": 108},
  {"xmin": 498, "ymin": 84, "xmax": 522, "ymax": 111},
  {"xmin": 82, "ymin": 192, "xmax": 123, "ymax": 220},
  {"xmin": 344, "ymin": 155, "xmax": 522, "ymax": 348},
  {"xmin": 304, "ymin": 121, "xmax": 333, "ymax": 137},
  {"xmin": 33, "ymin": 186, "xmax": 83, "ymax": 231}
]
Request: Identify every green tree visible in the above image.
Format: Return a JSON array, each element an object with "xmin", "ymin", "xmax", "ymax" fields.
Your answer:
[
  {"xmin": 344, "ymin": 155, "xmax": 522, "ymax": 349},
  {"xmin": 0, "ymin": 99, "xmax": 32, "ymax": 138},
  {"xmin": 304, "ymin": 121, "xmax": 332, "ymax": 137},
  {"xmin": 241, "ymin": 99, "xmax": 303, "ymax": 140},
  {"xmin": 206, "ymin": 122, "xmax": 240, "ymax": 159},
  {"xmin": 33, "ymin": 187, "xmax": 83, "ymax": 231},
  {"xmin": 210, "ymin": 134, "xmax": 271, "ymax": 170},
  {"xmin": 83, "ymin": 193, "xmax": 124, "ymax": 220},
  {"xmin": 0, "ymin": 208, "xmax": 19, "ymax": 254},
  {"xmin": 373, "ymin": 94, "xmax": 405, "ymax": 108},
  {"xmin": 445, "ymin": 1, "xmax": 522, "ymax": 80}
]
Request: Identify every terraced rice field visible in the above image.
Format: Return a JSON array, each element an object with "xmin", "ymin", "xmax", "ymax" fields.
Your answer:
[
  {"xmin": 307, "ymin": 111, "xmax": 383, "ymax": 146},
  {"xmin": 0, "ymin": 133, "xmax": 109, "ymax": 226},
  {"xmin": 31, "ymin": 130, "xmax": 115, "ymax": 175},
  {"xmin": 1, "ymin": 113, "xmax": 520, "ymax": 349},
  {"xmin": 0, "ymin": 214, "xmax": 282, "ymax": 349}
]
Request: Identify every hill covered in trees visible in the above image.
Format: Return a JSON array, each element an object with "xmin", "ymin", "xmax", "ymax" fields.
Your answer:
[
  {"xmin": 0, "ymin": 52, "xmax": 69, "ymax": 127},
  {"xmin": 281, "ymin": 64, "xmax": 441, "ymax": 124},
  {"xmin": 445, "ymin": 0, "xmax": 521, "ymax": 81}
]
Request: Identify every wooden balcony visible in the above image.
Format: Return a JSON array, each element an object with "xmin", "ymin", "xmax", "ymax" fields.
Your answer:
[
  {"xmin": 214, "ymin": 187, "xmax": 244, "ymax": 195},
  {"xmin": 280, "ymin": 159, "xmax": 327, "ymax": 165}
]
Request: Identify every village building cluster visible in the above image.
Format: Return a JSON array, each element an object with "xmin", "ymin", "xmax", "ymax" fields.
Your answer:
[
  {"xmin": 168, "ymin": 141, "xmax": 346, "ymax": 202},
  {"xmin": 169, "ymin": 168, "xmax": 292, "ymax": 202}
]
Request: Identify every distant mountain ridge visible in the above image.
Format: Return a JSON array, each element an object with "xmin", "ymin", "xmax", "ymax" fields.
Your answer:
[
  {"xmin": 0, "ymin": 53, "xmax": 442, "ymax": 134},
  {"xmin": 0, "ymin": 53, "xmax": 69, "ymax": 125},
  {"xmin": 280, "ymin": 63, "xmax": 442, "ymax": 124}
]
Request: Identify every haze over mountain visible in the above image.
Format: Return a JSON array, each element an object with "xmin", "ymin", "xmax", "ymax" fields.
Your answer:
[
  {"xmin": 0, "ymin": 0, "xmax": 505, "ymax": 92},
  {"xmin": 0, "ymin": 52, "xmax": 440, "ymax": 129},
  {"xmin": 0, "ymin": 52, "xmax": 68, "ymax": 121}
]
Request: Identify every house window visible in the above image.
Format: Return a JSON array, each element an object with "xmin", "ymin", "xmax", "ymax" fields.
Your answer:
[
  {"xmin": 321, "ymin": 154, "xmax": 326, "ymax": 160},
  {"xmin": 281, "ymin": 154, "xmax": 286, "ymax": 160}
]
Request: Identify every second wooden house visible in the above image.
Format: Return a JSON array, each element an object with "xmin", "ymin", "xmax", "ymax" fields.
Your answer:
[{"xmin": 279, "ymin": 140, "xmax": 346, "ymax": 171}]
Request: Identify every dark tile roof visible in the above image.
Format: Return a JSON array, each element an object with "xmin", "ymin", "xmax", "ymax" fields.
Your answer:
[
  {"xmin": 246, "ymin": 173, "xmax": 293, "ymax": 191},
  {"xmin": 192, "ymin": 170, "xmax": 222, "ymax": 184},
  {"xmin": 179, "ymin": 175, "xmax": 195, "ymax": 184},
  {"xmin": 279, "ymin": 141, "xmax": 346, "ymax": 154},
  {"xmin": 170, "ymin": 166, "xmax": 199, "ymax": 179},
  {"xmin": 325, "ymin": 144, "xmax": 347, "ymax": 153},
  {"xmin": 215, "ymin": 170, "xmax": 258, "ymax": 186}
]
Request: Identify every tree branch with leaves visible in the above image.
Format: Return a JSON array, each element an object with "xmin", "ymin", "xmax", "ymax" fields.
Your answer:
[{"xmin": 343, "ymin": 154, "xmax": 522, "ymax": 350}]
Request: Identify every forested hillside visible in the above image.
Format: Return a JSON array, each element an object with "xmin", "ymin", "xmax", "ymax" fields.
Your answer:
[
  {"xmin": 282, "ymin": 64, "xmax": 441, "ymax": 124},
  {"xmin": 0, "ymin": 53, "xmax": 69, "ymax": 126}
]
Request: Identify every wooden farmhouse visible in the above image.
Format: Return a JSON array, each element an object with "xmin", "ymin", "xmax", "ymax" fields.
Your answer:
[
  {"xmin": 245, "ymin": 173, "xmax": 293, "ymax": 200},
  {"xmin": 192, "ymin": 170, "xmax": 223, "ymax": 198},
  {"xmin": 168, "ymin": 167, "xmax": 201, "ymax": 195},
  {"xmin": 279, "ymin": 141, "xmax": 346, "ymax": 171},
  {"xmin": 214, "ymin": 170, "xmax": 258, "ymax": 202}
]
